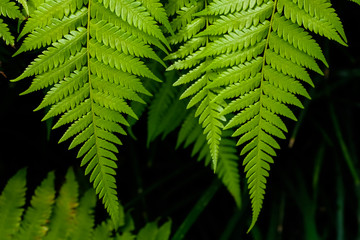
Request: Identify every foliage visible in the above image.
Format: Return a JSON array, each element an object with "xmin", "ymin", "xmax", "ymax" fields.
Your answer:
[
  {"xmin": 164, "ymin": 0, "xmax": 347, "ymax": 230},
  {"xmin": 0, "ymin": 167, "xmax": 172, "ymax": 240},
  {"xmin": 0, "ymin": 0, "xmax": 359, "ymax": 237},
  {"xmin": 0, "ymin": 0, "xmax": 24, "ymax": 45}
]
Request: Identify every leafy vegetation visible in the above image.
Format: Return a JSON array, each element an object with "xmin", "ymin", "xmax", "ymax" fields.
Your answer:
[
  {"xmin": 0, "ymin": 168, "xmax": 172, "ymax": 240},
  {"xmin": 0, "ymin": 0, "xmax": 359, "ymax": 238}
]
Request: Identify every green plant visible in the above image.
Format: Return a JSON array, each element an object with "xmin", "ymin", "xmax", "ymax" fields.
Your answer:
[
  {"xmin": 1, "ymin": 0, "xmax": 359, "ymax": 235},
  {"xmin": 0, "ymin": 167, "xmax": 172, "ymax": 240},
  {"xmin": 0, "ymin": 0, "xmax": 25, "ymax": 46}
]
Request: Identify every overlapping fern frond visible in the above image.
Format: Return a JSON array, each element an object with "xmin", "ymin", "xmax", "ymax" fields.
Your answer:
[
  {"xmin": 12, "ymin": 0, "xmax": 170, "ymax": 227},
  {"xmin": 166, "ymin": 0, "xmax": 227, "ymax": 171},
  {"xmin": 0, "ymin": 168, "xmax": 172, "ymax": 240},
  {"xmin": 167, "ymin": 0, "xmax": 346, "ymax": 230},
  {"xmin": 9, "ymin": 0, "xmax": 352, "ymax": 232},
  {"xmin": 177, "ymin": 111, "xmax": 242, "ymax": 207},
  {"xmin": 0, "ymin": 169, "xmax": 27, "ymax": 240}
]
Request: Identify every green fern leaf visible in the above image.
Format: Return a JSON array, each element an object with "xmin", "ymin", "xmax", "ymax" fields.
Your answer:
[
  {"xmin": 44, "ymin": 168, "xmax": 79, "ymax": 240},
  {"xmin": 177, "ymin": 112, "xmax": 242, "ymax": 207},
  {"xmin": 168, "ymin": 0, "xmax": 347, "ymax": 231},
  {"xmin": 0, "ymin": 18, "xmax": 14, "ymax": 45},
  {"xmin": 18, "ymin": 0, "xmax": 83, "ymax": 39},
  {"xmin": 137, "ymin": 0, "xmax": 173, "ymax": 35},
  {"xmin": 0, "ymin": 169, "xmax": 27, "ymax": 240},
  {"xmin": 277, "ymin": 0, "xmax": 347, "ymax": 45},
  {"xmin": 14, "ymin": 8, "xmax": 88, "ymax": 56},
  {"xmin": 147, "ymin": 74, "xmax": 187, "ymax": 145},
  {"xmin": 197, "ymin": 2, "xmax": 273, "ymax": 36},
  {"xmin": 167, "ymin": 0, "xmax": 227, "ymax": 170},
  {"xmin": 215, "ymin": 134, "xmax": 242, "ymax": 207},
  {"xmin": 69, "ymin": 189, "xmax": 97, "ymax": 240},
  {"xmin": 0, "ymin": 0, "xmax": 23, "ymax": 19},
  {"xmin": 349, "ymin": 0, "xmax": 360, "ymax": 5},
  {"xmin": 200, "ymin": 0, "xmax": 263, "ymax": 15},
  {"xmin": 14, "ymin": 171, "xmax": 56, "ymax": 240},
  {"xmin": 137, "ymin": 220, "xmax": 172, "ymax": 240},
  {"xmin": 0, "ymin": 0, "xmax": 23, "ymax": 45},
  {"xmin": 92, "ymin": 220, "xmax": 113, "ymax": 240},
  {"xmin": 99, "ymin": 0, "xmax": 169, "ymax": 48},
  {"xmin": 13, "ymin": 0, "xmax": 169, "ymax": 228}
]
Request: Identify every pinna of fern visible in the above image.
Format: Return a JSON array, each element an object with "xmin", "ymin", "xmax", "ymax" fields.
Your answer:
[
  {"xmin": 166, "ymin": 0, "xmax": 347, "ymax": 231},
  {"xmin": 12, "ymin": 0, "xmax": 171, "ymax": 228}
]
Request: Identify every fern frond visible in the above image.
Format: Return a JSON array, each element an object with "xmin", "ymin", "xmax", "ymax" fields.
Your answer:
[
  {"xmin": 277, "ymin": 0, "xmax": 347, "ymax": 45},
  {"xmin": 168, "ymin": 0, "xmax": 347, "ymax": 231},
  {"xmin": 165, "ymin": 0, "xmax": 191, "ymax": 16},
  {"xmin": 0, "ymin": 0, "xmax": 23, "ymax": 45},
  {"xmin": 92, "ymin": 220, "xmax": 113, "ymax": 240},
  {"xmin": 0, "ymin": 18, "xmax": 14, "ymax": 45},
  {"xmin": 14, "ymin": 171, "xmax": 56, "ymax": 240},
  {"xmin": 292, "ymin": 0, "xmax": 347, "ymax": 41},
  {"xmin": 18, "ymin": 0, "xmax": 84, "ymax": 39},
  {"xmin": 0, "ymin": 0, "xmax": 22, "ymax": 19},
  {"xmin": 137, "ymin": 0, "xmax": 173, "ymax": 35},
  {"xmin": 14, "ymin": 8, "xmax": 88, "ymax": 56},
  {"xmin": 15, "ymin": 28, "xmax": 87, "ymax": 84},
  {"xmin": 13, "ymin": 0, "xmax": 169, "ymax": 228},
  {"xmin": 90, "ymin": 0, "xmax": 168, "ymax": 53},
  {"xmin": 197, "ymin": 2, "xmax": 273, "ymax": 36},
  {"xmin": 177, "ymin": 112, "xmax": 241, "ymax": 207},
  {"xmin": 200, "ymin": 0, "xmax": 260, "ymax": 15},
  {"xmin": 147, "ymin": 74, "xmax": 187, "ymax": 145},
  {"xmin": 44, "ymin": 168, "xmax": 79, "ymax": 240},
  {"xmin": 99, "ymin": 0, "xmax": 169, "ymax": 48},
  {"xmin": 349, "ymin": 0, "xmax": 360, "ymax": 5},
  {"xmin": 0, "ymin": 169, "xmax": 27, "ymax": 240},
  {"xmin": 215, "ymin": 133, "xmax": 242, "ymax": 207},
  {"xmin": 89, "ymin": 19, "xmax": 165, "ymax": 67},
  {"xmin": 136, "ymin": 220, "xmax": 172, "ymax": 240},
  {"xmin": 69, "ymin": 189, "xmax": 97, "ymax": 240},
  {"xmin": 167, "ymin": 0, "xmax": 227, "ymax": 169}
]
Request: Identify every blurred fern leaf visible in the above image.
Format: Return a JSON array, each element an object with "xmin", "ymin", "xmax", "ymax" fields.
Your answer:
[{"xmin": 0, "ymin": 169, "xmax": 27, "ymax": 240}]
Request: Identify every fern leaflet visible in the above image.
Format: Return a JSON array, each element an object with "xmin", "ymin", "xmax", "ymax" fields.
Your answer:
[
  {"xmin": 14, "ymin": 172, "xmax": 56, "ymax": 240},
  {"xmin": 0, "ymin": 169, "xmax": 27, "ymax": 240}
]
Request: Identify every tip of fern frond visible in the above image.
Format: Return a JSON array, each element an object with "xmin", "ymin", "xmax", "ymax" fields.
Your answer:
[
  {"xmin": 247, "ymin": 222, "xmax": 256, "ymax": 234},
  {"xmin": 212, "ymin": 161, "xmax": 217, "ymax": 173},
  {"xmin": 127, "ymin": 127, "xmax": 138, "ymax": 141},
  {"xmin": 339, "ymin": 38, "xmax": 348, "ymax": 47},
  {"xmin": 17, "ymin": 31, "xmax": 27, "ymax": 42},
  {"xmin": 12, "ymin": 48, "xmax": 24, "ymax": 57},
  {"xmin": 166, "ymin": 65, "xmax": 175, "ymax": 72},
  {"xmin": 33, "ymin": 106, "xmax": 42, "ymax": 112},
  {"xmin": 19, "ymin": 87, "xmax": 34, "ymax": 95},
  {"xmin": 10, "ymin": 76, "xmax": 23, "ymax": 83},
  {"xmin": 247, "ymin": 216, "xmax": 259, "ymax": 233}
]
